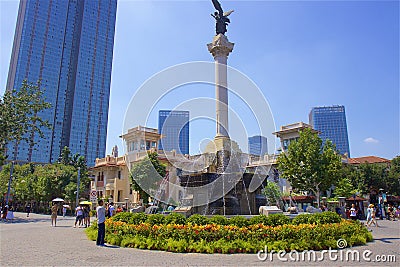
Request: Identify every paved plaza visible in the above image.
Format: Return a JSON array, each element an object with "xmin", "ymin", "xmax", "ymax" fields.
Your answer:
[{"xmin": 0, "ymin": 212, "xmax": 399, "ymax": 266}]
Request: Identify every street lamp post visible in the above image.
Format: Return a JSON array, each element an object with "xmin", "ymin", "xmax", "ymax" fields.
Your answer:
[{"xmin": 76, "ymin": 167, "xmax": 81, "ymax": 206}]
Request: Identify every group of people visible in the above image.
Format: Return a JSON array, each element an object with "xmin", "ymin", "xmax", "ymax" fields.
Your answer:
[
  {"xmin": 103, "ymin": 202, "xmax": 125, "ymax": 217},
  {"xmin": 0, "ymin": 204, "xmax": 14, "ymax": 222},
  {"xmin": 347, "ymin": 202, "xmax": 400, "ymax": 229},
  {"xmin": 74, "ymin": 204, "xmax": 91, "ymax": 228}
]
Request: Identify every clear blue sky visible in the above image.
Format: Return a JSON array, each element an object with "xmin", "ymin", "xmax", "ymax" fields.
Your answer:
[{"xmin": 1, "ymin": 0, "xmax": 399, "ymax": 160}]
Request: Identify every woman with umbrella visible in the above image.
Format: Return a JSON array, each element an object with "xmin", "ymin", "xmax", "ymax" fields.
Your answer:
[
  {"xmin": 51, "ymin": 198, "xmax": 64, "ymax": 227},
  {"xmin": 51, "ymin": 203, "xmax": 58, "ymax": 226}
]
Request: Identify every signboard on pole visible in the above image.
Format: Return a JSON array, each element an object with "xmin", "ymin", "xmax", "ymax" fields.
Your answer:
[{"xmin": 90, "ymin": 190, "xmax": 97, "ymax": 203}]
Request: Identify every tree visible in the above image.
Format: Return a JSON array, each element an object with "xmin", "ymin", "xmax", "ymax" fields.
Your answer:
[
  {"xmin": 388, "ymin": 156, "xmax": 400, "ymax": 195},
  {"xmin": 130, "ymin": 152, "xmax": 166, "ymax": 204},
  {"xmin": 333, "ymin": 177, "xmax": 357, "ymax": 198},
  {"xmin": 0, "ymin": 80, "xmax": 52, "ymax": 164},
  {"xmin": 277, "ymin": 128, "xmax": 343, "ymax": 206},
  {"xmin": 34, "ymin": 164, "xmax": 76, "ymax": 202},
  {"xmin": 262, "ymin": 181, "xmax": 282, "ymax": 208},
  {"xmin": 57, "ymin": 146, "xmax": 90, "ymax": 200}
]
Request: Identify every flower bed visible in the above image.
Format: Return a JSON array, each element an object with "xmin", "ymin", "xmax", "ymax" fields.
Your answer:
[{"xmin": 85, "ymin": 212, "xmax": 372, "ymax": 253}]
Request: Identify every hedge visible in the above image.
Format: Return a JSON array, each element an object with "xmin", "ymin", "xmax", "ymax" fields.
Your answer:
[{"xmin": 86, "ymin": 212, "xmax": 372, "ymax": 253}]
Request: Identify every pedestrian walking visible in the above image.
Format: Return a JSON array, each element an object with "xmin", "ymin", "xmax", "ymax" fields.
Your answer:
[
  {"xmin": 6, "ymin": 206, "xmax": 14, "ymax": 222},
  {"xmin": 26, "ymin": 203, "xmax": 31, "ymax": 217},
  {"xmin": 74, "ymin": 205, "xmax": 83, "ymax": 228},
  {"xmin": 51, "ymin": 204, "xmax": 58, "ymax": 227},
  {"xmin": 96, "ymin": 199, "xmax": 106, "ymax": 246},
  {"xmin": 366, "ymin": 204, "xmax": 379, "ymax": 227},
  {"xmin": 83, "ymin": 206, "xmax": 90, "ymax": 227},
  {"xmin": 370, "ymin": 205, "xmax": 379, "ymax": 227},
  {"xmin": 86, "ymin": 206, "xmax": 91, "ymax": 227},
  {"xmin": 62, "ymin": 206, "xmax": 67, "ymax": 217},
  {"xmin": 108, "ymin": 202, "xmax": 115, "ymax": 217},
  {"xmin": 2, "ymin": 205, "xmax": 8, "ymax": 221},
  {"xmin": 349, "ymin": 204, "xmax": 357, "ymax": 220}
]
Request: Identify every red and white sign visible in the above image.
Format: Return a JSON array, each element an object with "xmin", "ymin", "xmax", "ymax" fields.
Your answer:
[{"xmin": 90, "ymin": 190, "xmax": 97, "ymax": 202}]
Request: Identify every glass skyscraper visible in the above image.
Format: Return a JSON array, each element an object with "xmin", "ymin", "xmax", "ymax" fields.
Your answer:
[
  {"xmin": 248, "ymin": 135, "xmax": 268, "ymax": 156},
  {"xmin": 309, "ymin": 105, "xmax": 350, "ymax": 157},
  {"xmin": 158, "ymin": 110, "xmax": 190, "ymax": 155},
  {"xmin": 6, "ymin": 0, "xmax": 117, "ymax": 166}
]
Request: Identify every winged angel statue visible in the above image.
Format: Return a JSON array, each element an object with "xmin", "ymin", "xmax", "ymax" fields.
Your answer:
[{"xmin": 211, "ymin": 0, "xmax": 234, "ymax": 35}]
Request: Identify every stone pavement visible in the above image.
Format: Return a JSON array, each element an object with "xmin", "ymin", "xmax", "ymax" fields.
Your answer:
[{"xmin": 0, "ymin": 212, "xmax": 399, "ymax": 266}]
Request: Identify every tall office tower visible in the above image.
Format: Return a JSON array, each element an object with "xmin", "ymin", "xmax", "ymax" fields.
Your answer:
[
  {"xmin": 248, "ymin": 135, "xmax": 268, "ymax": 156},
  {"xmin": 309, "ymin": 105, "xmax": 350, "ymax": 157},
  {"xmin": 158, "ymin": 110, "xmax": 190, "ymax": 155},
  {"xmin": 6, "ymin": 0, "xmax": 117, "ymax": 166}
]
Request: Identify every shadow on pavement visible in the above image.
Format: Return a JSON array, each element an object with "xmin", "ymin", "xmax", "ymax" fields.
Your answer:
[
  {"xmin": 374, "ymin": 237, "xmax": 400, "ymax": 244},
  {"xmin": 1, "ymin": 213, "xmax": 75, "ymax": 225},
  {"xmin": 103, "ymin": 244, "xmax": 120, "ymax": 249},
  {"xmin": 0, "ymin": 217, "xmax": 49, "ymax": 224}
]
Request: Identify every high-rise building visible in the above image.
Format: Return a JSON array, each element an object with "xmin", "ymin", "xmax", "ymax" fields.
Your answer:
[
  {"xmin": 248, "ymin": 135, "xmax": 268, "ymax": 156},
  {"xmin": 6, "ymin": 0, "xmax": 117, "ymax": 166},
  {"xmin": 309, "ymin": 105, "xmax": 350, "ymax": 157},
  {"xmin": 158, "ymin": 110, "xmax": 189, "ymax": 155}
]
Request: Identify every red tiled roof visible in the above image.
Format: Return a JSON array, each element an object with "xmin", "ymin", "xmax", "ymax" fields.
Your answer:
[
  {"xmin": 348, "ymin": 156, "xmax": 390, "ymax": 164},
  {"xmin": 281, "ymin": 196, "xmax": 315, "ymax": 202},
  {"xmin": 345, "ymin": 196, "xmax": 367, "ymax": 201}
]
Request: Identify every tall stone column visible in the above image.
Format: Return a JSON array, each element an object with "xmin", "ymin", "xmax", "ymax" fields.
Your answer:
[{"xmin": 207, "ymin": 34, "xmax": 234, "ymax": 140}]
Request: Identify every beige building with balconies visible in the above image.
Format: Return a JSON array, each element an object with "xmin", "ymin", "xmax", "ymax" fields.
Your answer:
[
  {"xmin": 273, "ymin": 122, "xmax": 318, "ymax": 152},
  {"xmin": 91, "ymin": 126, "xmax": 186, "ymax": 207},
  {"xmin": 91, "ymin": 153, "xmax": 138, "ymax": 205}
]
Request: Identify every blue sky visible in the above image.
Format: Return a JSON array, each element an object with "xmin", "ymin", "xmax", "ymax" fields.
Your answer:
[{"xmin": 1, "ymin": 0, "xmax": 399, "ymax": 160}]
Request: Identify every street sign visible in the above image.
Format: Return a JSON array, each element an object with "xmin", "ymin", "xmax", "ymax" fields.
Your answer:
[{"xmin": 90, "ymin": 190, "xmax": 97, "ymax": 203}]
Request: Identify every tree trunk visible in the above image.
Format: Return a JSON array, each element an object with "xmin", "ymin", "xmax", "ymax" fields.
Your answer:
[{"xmin": 316, "ymin": 186, "xmax": 321, "ymax": 208}]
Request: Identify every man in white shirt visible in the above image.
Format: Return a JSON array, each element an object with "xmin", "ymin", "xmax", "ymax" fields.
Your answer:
[{"xmin": 96, "ymin": 200, "xmax": 106, "ymax": 246}]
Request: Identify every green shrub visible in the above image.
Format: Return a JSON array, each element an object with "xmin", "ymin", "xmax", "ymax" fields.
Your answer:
[
  {"xmin": 85, "ymin": 226, "xmax": 97, "ymax": 241},
  {"xmin": 265, "ymin": 214, "xmax": 290, "ymax": 226},
  {"xmin": 120, "ymin": 235, "xmax": 147, "ymax": 248},
  {"xmin": 146, "ymin": 214, "xmax": 165, "ymax": 226},
  {"xmin": 292, "ymin": 212, "xmax": 342, "ymax": 225},
  {"xmin": 86, "ymin": 212, "xmax": 372, "ymax": 254},
  {"xmin": 228, "ymin": 216, "xmax": 249, "ymax": 227},
  {"xmin": 130, "ymin": 212, "xmax": 148, "ymax": 224},
  {"xmin": 164, "ymin": 212, "xmax": 186, "ymax": 225},
  {"xmin": 209, "ymin": 215, "xmax": 229, "ymax": 225},
  {"xmin": 312, "ymin": 212, "xmax": 342, "ymax": 224},
  {"xmin": 106, "ymin": 233, "xmax": 123, "ymax": 246},
  {"xmin": 248, "ymin": 215, "xmax": 269, "ymax": 225},
  {"xmin": 187, "ymin": 214, "xmax": 209, "ymax": 225},
  {"xmin": 291, "ymin": 214, "xmax": 312, "ymax": 225},
  {"xmin": 111, "ymin": 212, "xmax": 135, "ymax": 223}
]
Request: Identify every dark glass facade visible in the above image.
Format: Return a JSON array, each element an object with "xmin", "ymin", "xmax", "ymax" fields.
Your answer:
[
  {"xmin": 309, "ymin": 105, "xmax": 350, "ymax": 157},
  {"xmin": 6, "ymin": 0, "xmax": 117, "ymax": 166},
  {"xmin": 158, "ymin": 110, "xmax": 190, "ymax": 155},
  {"xmin": 248, "ymin": 135, "xmax": 268, "ymax": 156}
]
